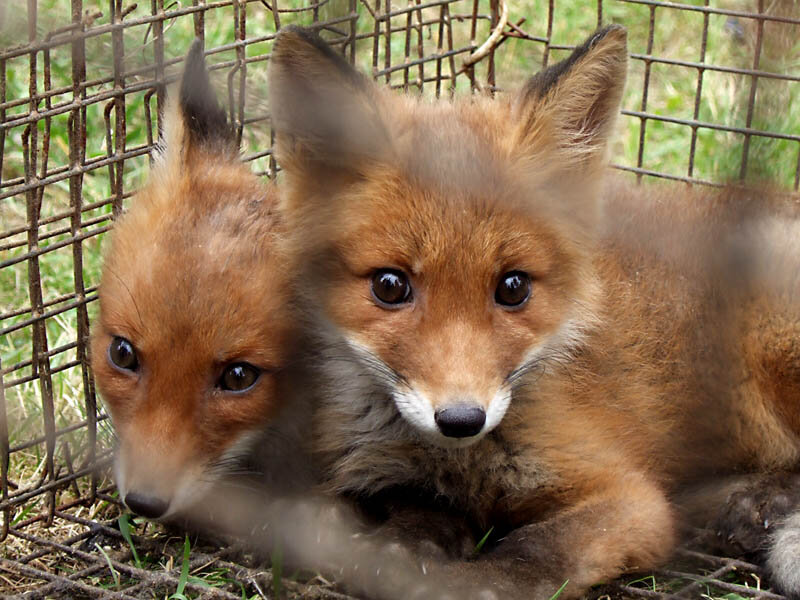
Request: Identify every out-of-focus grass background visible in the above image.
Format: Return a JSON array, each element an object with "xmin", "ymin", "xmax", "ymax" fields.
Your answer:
[{"xmin": 0, "ymin": 1, "xmax": 798, "ymax": 596}]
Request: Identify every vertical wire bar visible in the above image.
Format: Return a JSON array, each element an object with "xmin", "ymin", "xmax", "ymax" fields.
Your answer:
[
  {"xmin": 348, "ymin": 0, "xmax": 358, "ymax": 65},
  {"xmin": 466, "ymin": 0, "xmax": 479, "ymax": 90},
  {"xmin": 0, "ymin": 18, "xmax": 7, "ymax": 542},
  {"xmin": 435, "ymin": 3, "xmax": 444, "ymax": 97},
  {"xmin": 235, "ymin": 0, "xmax": 247, "ymax": 148},
  {"xmin": 269, "ymin": 0, "xmax": 281, "ymax": 31},
  {"xmin": 597, "ymin": 0, "xmax": 602, "ymax": 28},
  {"xmin": 110, "ymin": 0, "xmax": 126, "ymax": 217},
  {"xmin": 794, "ymin": 143, "xmax": 800, "ymax": 191},
  {"xmin": 24, "ymin": 0, "xmax": 57, "ymax": 526},
  {"xmin": 0, "ymin": 355, "xmax": 8, "ymax": 541},
  {"xmin": 384, "ymin": 0, "xmax": 391, "ymax": 84},
  {"xmin": 0, "ymin": 47, "xmax": 9, "ymax": 542},
  {"xmin": 268, "ymin": 0, "xmax": 280, "ymax": 180},
  {"xmin": 151, "ymin": 0, "xmax": 166, "ymax": 135},
  {"xmin": 0, "ymin": 61, "xmax": 5, "ymax": 192},
  {"xmin": 194, "ymin": 0, "xmax": 204, "ymax": 40},
  {"xmin": 414, "ymin": 0, "xmax": 423, "ymax": 91},
  {"xmin": 403, "ymin": 0, "xmax": 412, "ymax": 91},
  {"xmin": 542, "ymin": 0, "xmax": 554, "ymax": 67},
  {"xmin": 687, "ymin": 0, "xmax": 709, "ymax": 181},
  {"xmin": 143, "ymin": 90, "xmax": 157, "ymax": 170},
  {"xmin": 42, "ymin": 17, "xmax": 58, "ymax": 522},
  {"xmin": 738, "ymin": 0, "xmax": 765, "ymax": 181},
  {"xmin": 469, "ymin": 0, "xmax": 477, "ymax": 43},
  {"xmin": 372, "ymin": 0, "xmax": 381, "ymax": 78},
  {"xmin": 635, "ymin": 4, "xmax": 657, "ymax": 182},
  {"xmin": 444, "ymin": 0, "xmax": 455, "ymax": 97},
  {"xmin": 487, "ymin": 0, "xmax": 498, "ymax": 91},
  {"xmin": 69, "ymin": 0, "xmax": 97, "ymax": 500}
]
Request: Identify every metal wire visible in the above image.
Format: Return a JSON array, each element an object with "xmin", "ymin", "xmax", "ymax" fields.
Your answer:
[{"xmin": 1, "ymin": 0, "xmax": 798, "ymax": 597}]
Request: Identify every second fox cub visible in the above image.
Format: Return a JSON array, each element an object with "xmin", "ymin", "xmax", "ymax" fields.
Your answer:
[
  {"xmin": 91, "ymin": 41, "xmax": 300, "ymax": 521},
  {"xmin": 269, "ymin": 25, "xmax": 800, "ymax": 598}
]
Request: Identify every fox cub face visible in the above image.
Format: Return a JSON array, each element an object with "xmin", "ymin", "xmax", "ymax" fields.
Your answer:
[
  {"xmin": 91, "ymin": 42, "xmax": 290, "ymax": 519},
  {"xmin": 269, "ymin": 26, "xmax": 626, "ymax": 448}
]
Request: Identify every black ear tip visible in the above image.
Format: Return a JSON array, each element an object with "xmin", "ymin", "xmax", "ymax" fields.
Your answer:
[
  {"xmin": 272, "ymin": 24, "xmax": 343, "ymax": 63},
  {"xmin": 184, "ymin": 38, "xmax": 208, "ymax": 79},
  {"xmin": 178, "ymin": 37, "xmax": 234, "ymax": 149},
  {"xmin": 589, "ymin": 24, "xmax": 627, "ymax": 48},
  {"xmin": 276, "ymin": 24, "xmax": 305, "ymax": 36},
  {"xmin": 274, "ymin": 24, "xmax": 315, "ymax": 45},
  {"xmin": 188, "ymin": 37, "xmax": 205, "ymax": 58},
  {"xmin": 180, "ymin": 38, "xmax": 213, "ymax": 108}
]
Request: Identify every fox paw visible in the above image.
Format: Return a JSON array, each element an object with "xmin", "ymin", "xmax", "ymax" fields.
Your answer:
[
  {"xmin": 767, "ymin": 511, "xmax": 800, "ymax": 599},
  {"xmin": 712, "ymin": 473, "xmax": 800, "ymax": 556}
]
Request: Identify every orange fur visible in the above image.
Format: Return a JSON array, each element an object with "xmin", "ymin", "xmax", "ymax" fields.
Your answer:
[
  {"xmin": 269, "ymin": 25, "xmax": 800, "ymax": 599},
  {"xmin": 91, "ymin": 44, "xmax": 293, "ymax": 519}
]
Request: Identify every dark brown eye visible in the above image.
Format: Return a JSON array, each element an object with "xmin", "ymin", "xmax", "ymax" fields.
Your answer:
[
  {"xmin": 219, "ymin": 363, "xmax": 260, "ymax": 392},
  {"xmin": 371, "ymin": 269, "xmax": 412, "ymax": 307},
  {"xmin": 495, "ymin": 271, "xmax": 531, "ymax": 308},
  {"xmin": 109, "ymin": 337, "xmax": 139, "ymax": 371}
]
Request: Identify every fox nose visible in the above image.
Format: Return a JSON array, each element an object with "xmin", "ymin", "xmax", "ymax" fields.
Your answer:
[
  {"xmin": 124, "ymin": 491, "xmax": 169, "ymax": 519},
  {"xmin": 435, "ymin": 404, "xmax": 486, "ymax": 438}
]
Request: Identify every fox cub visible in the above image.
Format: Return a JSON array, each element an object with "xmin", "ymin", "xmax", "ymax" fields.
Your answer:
[
  {"xmin": 91, "ymin": 41, "xmax": 300, "ymax": 521},
  {"xmin": 269, "ymin": 25, "xmax": 800, "ymax": 599}
]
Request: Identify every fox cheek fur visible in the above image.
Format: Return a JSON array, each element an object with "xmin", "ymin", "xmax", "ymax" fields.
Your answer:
[{"xmin": 91, "ymin": 40, "xmax": 291, "ymax": 520}]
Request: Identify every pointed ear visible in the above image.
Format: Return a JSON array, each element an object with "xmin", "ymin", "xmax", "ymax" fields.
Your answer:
[
  {"xmin": 268, "ymin": 25, "xmax": 390, "ymax": 175},
  {"xmin": 513, "ymin": 25, "xmax": 627, "ymax": 172},
  {"xmin": 160, "ymin": 39, "xmax": 237, "ymax": 168}
]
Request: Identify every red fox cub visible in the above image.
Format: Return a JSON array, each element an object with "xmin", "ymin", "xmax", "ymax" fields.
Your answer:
[
  {"xmin": 269, "ymin": 25, "xmax": 800, "ymax": 598},
  {"xmin": 91, "ymin": 41, "xmax": 298, "ymax": 521}
]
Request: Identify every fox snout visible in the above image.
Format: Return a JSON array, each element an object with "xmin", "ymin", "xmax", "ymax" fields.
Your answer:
[
  {"xmin": 114, "ymin": 450, "xmax": 181, "ymax": 520},
  {"xmin": 124, "ymin": 491, "xmax": 170, "ymax": 520},
  {"xmin": 390, "ymin": 379, "xmax": 513, "ymax": 448},
  {"xmin": 434, "ymin": 403, "xmax": 486, "ymax": 438},
  {"xmin": 113, "ymin": 428, "xmax": 213, "ymax": 520}
]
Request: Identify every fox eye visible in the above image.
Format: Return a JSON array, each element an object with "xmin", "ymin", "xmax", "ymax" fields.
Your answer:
[
  {"xmin": 109, "ymin": 337, "xmax": 139, "ymax": 371},
  {"xmin": 495, "ymin": 271, "xmax": 532, "ymax": 308},
  {"xmin": 371, "ymin": 269, "xmax": 412, "ymax": 307},
  {"xmin": 219, "ymin": 363, "xmax": 260, "ymax": 392}
]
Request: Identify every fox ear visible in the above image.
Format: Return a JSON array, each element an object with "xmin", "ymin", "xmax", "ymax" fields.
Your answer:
[
  {"xmin": 160, "ymin": 39, "xmax": 237, "ymax": 168},
  {"xmin": 268, "ymin": 25, "xmax": 389, "ymax": 175},
  {"xmin": 513, "ymin": 25, "xmax": 627, "ymax": 172}
]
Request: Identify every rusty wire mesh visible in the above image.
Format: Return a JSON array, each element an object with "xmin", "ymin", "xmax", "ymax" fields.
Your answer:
[{"xmin": 1, "ymin": 0, "xmax": 799, "ymax": 598}]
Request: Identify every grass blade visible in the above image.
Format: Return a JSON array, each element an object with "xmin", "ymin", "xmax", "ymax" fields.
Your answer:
[
  {"xmin": 271, "ymin": 541, "xmax": 283, "ymax": 598},
  {"xmin": 473, "ymin": 526, "xmax": 494, "ymax": 554},
  {"xmin": 117, "ymin": 513, "xmax": 142, "ymax": 568},
  {"xmin": 549, "ymin": 579, "xmax": 569, "ymax": 600},
  {"xmin": 95, "ymin": 543, "xmax": 121, "ymax": 591},
  {"xmin": 169, "ymin": 535, "xmax": 192, "ymax": 600}
]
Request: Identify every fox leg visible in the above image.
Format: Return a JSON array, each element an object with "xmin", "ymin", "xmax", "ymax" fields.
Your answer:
[{"xmin": 448, "ymin": 473, "xmax": 677, "ymax": 600}]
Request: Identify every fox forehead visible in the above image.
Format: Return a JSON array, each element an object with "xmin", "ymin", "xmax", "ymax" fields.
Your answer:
[
  {"xmin": 99, "ymin": 170, "xmax": 289, "ymax": 364},
  {"xmin": 329, "ymin": 172, "xmax": 580, "ymax": 285}
]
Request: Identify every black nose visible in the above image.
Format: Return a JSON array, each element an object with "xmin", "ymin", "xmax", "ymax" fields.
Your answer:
[
  {"xmin": 434, "ymin": 404, "xmax": 486, "ymax": 438},
  {"xmin": 124, "ymin": 491, "xmax": 169, "ymax": 519}
]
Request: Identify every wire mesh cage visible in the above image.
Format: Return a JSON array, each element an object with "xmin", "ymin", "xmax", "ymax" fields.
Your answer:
[{"xmin": 1, "ymin": 0, "xmax": 799, "ymax": 598}]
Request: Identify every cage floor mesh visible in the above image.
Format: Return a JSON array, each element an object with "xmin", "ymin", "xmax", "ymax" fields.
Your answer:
[{"xmin": 0, "ymin": 495, "xmax": 791, "ymax": 600}]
